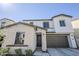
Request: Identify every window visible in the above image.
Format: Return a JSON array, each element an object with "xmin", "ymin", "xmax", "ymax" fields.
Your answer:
[
  {"xmin": 30, "ymin": 22, "xmax": 33, "ymax": 25},
  {"xmin": 59, "ymin": 20, "xmax": 66, "ymax": 27},
  {"xmin": 15, "ymin": 32, "xmax": 25, "ymax": 44},
  {"xmin": 43, "ymin": 22, "xmax": 49, "ymax": 28},
  {"xmin": 1, "ymin": 22, "xmax": 6, "ymax": 27}
]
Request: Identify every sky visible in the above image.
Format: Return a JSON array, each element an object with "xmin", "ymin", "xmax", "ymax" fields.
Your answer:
[{"xmin": 0, "ymin": 3, "xmax": 79, "ymax": 21}]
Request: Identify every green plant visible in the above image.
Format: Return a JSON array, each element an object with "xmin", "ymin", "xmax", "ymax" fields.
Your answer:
[
  {"xmin": 0, "ymin": 37, "xmax": 3, "ymax": 41},
  {"xmin": 0, "ymin": 30, "xmax": 4, "ymax": 42},
  {"xmin": 0, "ymin": 35, "xmax": 3, "ymax": 45},
  {"xmin": 15, "ymin": 49, "xmax": 22, "ymax": 56},
  {"xmin": 25, "ymin": 49, "xmax": 32, "ymax": 56},
  {"xmin": 0, "ymin": 48, "xmax": 10, "ymax": 56},
  {"xmin": 6, "ymin": 48, "xmax": 10, "ymax": 54}
]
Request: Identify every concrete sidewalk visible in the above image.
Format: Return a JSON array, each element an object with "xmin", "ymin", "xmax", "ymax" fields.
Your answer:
[{"xmin": 33, "ymin": 48, "xmax": 79, "ymax": 56}]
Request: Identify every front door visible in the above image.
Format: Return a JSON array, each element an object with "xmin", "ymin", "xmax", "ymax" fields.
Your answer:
[{"xmin": 37, "ymin": 34, "xmax": 42, "ymax": 47}]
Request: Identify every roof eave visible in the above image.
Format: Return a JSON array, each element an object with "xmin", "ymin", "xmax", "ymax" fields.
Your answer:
[
  {"xmin": 52, "ymin": 14, "xmax": 73, "ymax": 18},
  {"xmin": 0, "ymin": 22, "xmax": 46, "ymax": 31}
]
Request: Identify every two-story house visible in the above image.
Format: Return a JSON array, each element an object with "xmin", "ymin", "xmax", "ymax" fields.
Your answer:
[
  {"xmin": 22, "ymin": 14, "xmax": 77, "ymax": 48},
  {"xmin": 0, "ymin": 14, "xmax": 77, "ymax": 54}
]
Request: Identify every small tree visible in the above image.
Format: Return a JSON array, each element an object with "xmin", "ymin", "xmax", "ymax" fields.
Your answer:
[{"xmin": 0, "ymin": 30, "xmax": 4, "ymax": 45}]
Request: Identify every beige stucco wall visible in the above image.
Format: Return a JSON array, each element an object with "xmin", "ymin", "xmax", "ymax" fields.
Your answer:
[
  {"xmin": 1, "ymin": 23, "xmax": 37, "ymax": 54},
  {"xmin": 36, "ymin": 28, "xmax": 47, "ymax": 51},
  {"xmin": 53, "ymin": 16, "xmax": 74, "ymax": 33},
  {"xmin": 1, "ymin": 23, "xmax": 47, "ymax": 54},
  {"xmin": 23, "ymin": 20, "xmax": 54, "ymax": 28}
]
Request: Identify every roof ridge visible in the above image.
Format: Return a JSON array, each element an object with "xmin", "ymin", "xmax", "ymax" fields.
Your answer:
[
  {"xmin": 1, "ymin": 22, "xmax": 46, "ymax": 30},
  {"xmin": 23, "ymin": 19, "xmax": 51, "ymax": 21},
  {"xmin": 52, "ymin": 14, "xmax": 72, "ymax": 18},
  {"xmin": 0, "ymin": 18, "xmax": 15, "ymax": 22}
]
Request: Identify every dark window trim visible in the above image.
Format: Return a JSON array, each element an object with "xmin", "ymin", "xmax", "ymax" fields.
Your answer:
[
  {"xmin": 6, "ymin": 45, "xmax": 28, "ymax": 47},
  {"xmin": 43, "ymin": 22, "xmax": 49, "ymax": 28},
  {"xmin": 14, "ymin": 32, "xmax": 25, "ymax": 45},
  {"xmin": 59, "ymin": 20, "xmax": 66, "ymax": 27}
]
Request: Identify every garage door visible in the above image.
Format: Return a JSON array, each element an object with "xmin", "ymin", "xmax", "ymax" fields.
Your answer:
[{"xmin": 46, "ymin": 34, "xmax": 69, "ymax": 48}]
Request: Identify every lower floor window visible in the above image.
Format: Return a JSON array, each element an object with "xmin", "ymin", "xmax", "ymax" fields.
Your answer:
[{"xmin": 15, "ymin": 32, "xmax": 25, "ymax": 44}]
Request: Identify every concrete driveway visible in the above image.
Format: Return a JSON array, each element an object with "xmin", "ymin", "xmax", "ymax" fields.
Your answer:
[{"xmin": 33, "ymin": 48, "xmax": 79, "ymax": 56}]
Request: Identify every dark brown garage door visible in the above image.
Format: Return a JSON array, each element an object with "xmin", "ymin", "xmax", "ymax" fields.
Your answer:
[{"xmin": 46, "ymin": 34, "xmax": 69, "ymax": 48}]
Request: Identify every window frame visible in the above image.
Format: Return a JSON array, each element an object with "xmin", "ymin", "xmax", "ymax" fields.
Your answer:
[
  {"xmin": 43, "ymin": 22, "xmax": 49, "ymax": 28},
  {"xmin": 59, "ymin": 20, "xmax": 66, "ymax": 27},
  {"xmin": 14, "ymin": 32, "xmax": 25, "ymax": 45}
]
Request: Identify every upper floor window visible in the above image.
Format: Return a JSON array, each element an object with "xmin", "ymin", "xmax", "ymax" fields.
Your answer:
[
  {"xmin": 43, "ymin": 22, "xmax": 49, "ymax": 28},
  {"xmin": 15, "ymin": 32, "xmax": 25, "ymax": 45},
  {"xmin": 59, "ymin": 20, "xmax": 66, "ymax": 27},
  {"xmin": 30, "ymin": 22, "xmax": 33, "ymax": 25},
  {"xmin": 1, "ymin": 22, "xmax": 6, "ymax": 27}
]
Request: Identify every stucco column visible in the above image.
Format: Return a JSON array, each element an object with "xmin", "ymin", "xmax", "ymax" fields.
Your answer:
[
  {"xmin": 42, "ymin": 33, "xmax": 47, "ymax": 51},
  {"xmin": 69, "ymin": 33, "xmax": 77, "ymax": 48},
  {"xmin": 67, "ymin": 35, "xmax": 72, "ymax": 48}
]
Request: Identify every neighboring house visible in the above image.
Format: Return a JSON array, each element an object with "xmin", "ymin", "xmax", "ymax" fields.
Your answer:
[
  {"xmin": 0, "ymin": 14, "xmax": 77, "ymax": 54},
  {"xmin": 74, "ymin": 29, "xmax": 79, "ymax": 48},
  {"xmin": 0, "ymin": 18, "xmax": 15, "ymax": 28},
  {"xmin": 72, "ymin": 19, "xmax": 79, "ymax": 29},
  {"xmin": 72, "ymin": 19, "xmax": 79, "ymax": 48}
]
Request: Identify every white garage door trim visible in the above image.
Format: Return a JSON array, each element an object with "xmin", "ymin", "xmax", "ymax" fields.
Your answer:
[{"xmin": 46, "ymin": 33, "xmax": 69, "ymax": 48}]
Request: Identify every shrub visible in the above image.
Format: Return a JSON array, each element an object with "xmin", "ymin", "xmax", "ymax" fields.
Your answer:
[
  {"xmin": 25, "ymin": 49, "xmax": 32, "ymax": 56},
  {"xmin": 0, "ymin": 36, "xmax": 3, "ymax": 45},
  {"xmin": 6, "ymin": 48, "xmax": 10, "ymax": 54},
  {"xmin": 0, "ymin": 36, "xmax": 3, "ymax": 41},
  {"xmin": 0, "ymin": 48, "xmax": 10, "ymax": 56},
  {"xmin": 15, "ymin": 49, "xmax": 22, "ymax": 56}
]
